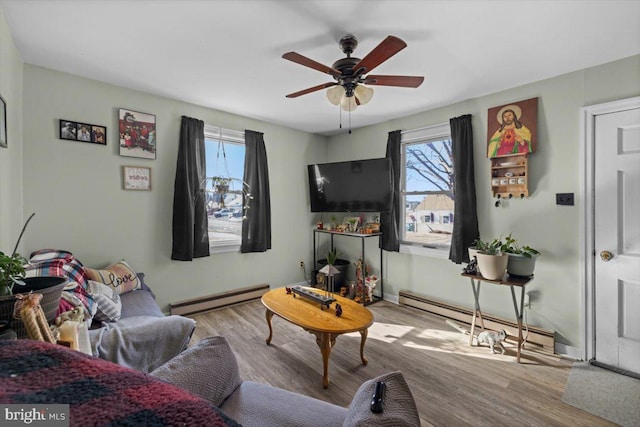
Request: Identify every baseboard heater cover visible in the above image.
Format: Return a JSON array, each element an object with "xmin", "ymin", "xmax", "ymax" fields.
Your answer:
[
  {"xmin": 399, "ymin": 290, "xmax": 555, "ymax": 353},
  {"xmin": 170, "ymin": 284, "xmax": 270, "ymax": 316}
]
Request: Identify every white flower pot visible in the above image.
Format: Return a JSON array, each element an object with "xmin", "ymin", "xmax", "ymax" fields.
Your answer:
[
  {"xmin": 475, "ymin": 253, "xmax": 508, "ymax": 280},
  {"xmin": 507, "ymin": 253, "xmax": 538, "ymax": 278}
]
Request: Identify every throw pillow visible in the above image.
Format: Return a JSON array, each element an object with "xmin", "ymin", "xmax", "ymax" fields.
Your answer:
[
  {"xmin": 151, "ymin": 336, "xmax": 242, "ymax": 407},
  {"xmin": 86, "ymin": 280, "xmax": 122, "ymax": 322},
  {"xmin": 84, "ymin": 259, "xmax": 141, "ymax": 295},
  {"xmin": 29, "ymin": 248, "xmax": 74, "ymax": 263},
  {"xmin": 343, "ymin": 371, "xmax": 420, "ymax": 427}
]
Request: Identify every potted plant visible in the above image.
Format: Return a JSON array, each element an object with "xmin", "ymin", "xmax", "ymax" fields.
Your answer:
[
  {"xmin": 0, "ymin": 251, "xmax": 27, "ymax": 296},
  {"xmin": 501, "ymin": 234, "xmax": 540, "ymax": 277},
  {"xmin": 0, "ymin": 214, "xmax": 68, "ymax": 336},
  {"xmin": 472, "ymin": 237, "xmax": 508, "ymax": 280}
]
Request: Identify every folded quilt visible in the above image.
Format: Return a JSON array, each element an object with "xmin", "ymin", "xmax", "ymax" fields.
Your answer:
[{"xmin": 88, "ymin": 315, "xmax": 196, "ymax": 373}]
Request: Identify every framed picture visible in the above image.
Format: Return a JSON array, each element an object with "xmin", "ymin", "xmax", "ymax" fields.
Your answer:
[
  {"xmin": 487, "ymin": 97, "xmax": 538, "ymax": 158},
  {"xmin": 343, "ymin": 216, "xmax": 361, "ymax": 232},
  {"xmin": 59, "ymin": 120, "xmax": 77, "ymax": 141},
  {"xmin": 91, "ymin": 125, "xmax": 107, "ymax": 145},
  {"xmin": 119, "ymin": 108, "xmax": 156, "ymax": 160},
  {"xmin": 59, "ymin": 119, "xmax": 107, "ymax": 145},
  {"xmin": 0, "ymin": 95, "xmax": 6, "ymax": 148},
  {"xmin": 122, "ymin": 166, "xmax": 151, "ymax": 191}
]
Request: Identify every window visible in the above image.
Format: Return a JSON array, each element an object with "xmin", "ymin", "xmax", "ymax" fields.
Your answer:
[
  {"xmin": 204, "ymin": 125, "xmax": 245, "ymax": 252},
  {"xmin": 400, "ymin": 123, "xmax": 454, "ymax": 255}
]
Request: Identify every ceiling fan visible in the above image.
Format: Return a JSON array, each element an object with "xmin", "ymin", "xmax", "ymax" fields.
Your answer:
[{"xmin": 283, "ymin": 34, "xmax": 424, "ymax": 111}]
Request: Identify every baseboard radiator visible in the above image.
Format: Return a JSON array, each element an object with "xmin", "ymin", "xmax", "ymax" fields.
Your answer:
[
  {"xmin": 170, "ymin": 284, "xmax": 270, "ymax": 316},
  {"xmin": 398, "ymin": 290, "xmax": 555, "ymax": 353}
]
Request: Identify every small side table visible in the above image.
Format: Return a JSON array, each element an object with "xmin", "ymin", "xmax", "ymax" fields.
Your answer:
[{"xmin": 461, "ymin": 272, "xmax": 532, "ymax": 363}]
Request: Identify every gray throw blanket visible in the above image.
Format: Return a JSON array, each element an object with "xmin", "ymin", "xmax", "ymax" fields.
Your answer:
[{"xmin": 89, "ymin": 315, "xmax": 196, "ymax": 372}]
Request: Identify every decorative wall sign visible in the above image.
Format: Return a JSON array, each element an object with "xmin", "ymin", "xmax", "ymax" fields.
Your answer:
[
  {"xmin": 0, "ymin": 94, "xmax": 7, "ymax": 148},
  {"xmin": 487, "ymin": 97, "xmax": 538, "ymax": 158},
  {"xmin": 119, "ymin": 108, "xmax": 156, "ymax": 160},
  {"xmin": 122, "ymin": 166, "xmax": 151, "ymax": 191},
  {"xmin": 59, "ymin": 119, "xmax": 107, "ymax": 145}
]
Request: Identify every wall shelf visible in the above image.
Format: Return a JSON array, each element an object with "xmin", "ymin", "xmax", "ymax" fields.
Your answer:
[{"xmin": 490, "ymin": 153, "xmax": 529, "ymax": 199}]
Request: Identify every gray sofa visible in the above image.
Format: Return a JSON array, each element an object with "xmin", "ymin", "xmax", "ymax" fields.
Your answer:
[
  {"xmin": 151, "ymin": 336, "xmax": 421, "ymax": 427},
  {"xmin": 93, "ymin": 282, "xmax": 420, "ymax": 426}
]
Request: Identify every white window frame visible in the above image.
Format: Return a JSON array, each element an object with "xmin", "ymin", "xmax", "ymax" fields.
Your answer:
[
  {"xmin": 204, "ymin": 125, "xmax": 245, "ymax": 253},
  {"xmin": 399, "ymin": 122, "xmax": 452, "ymax": 259}
]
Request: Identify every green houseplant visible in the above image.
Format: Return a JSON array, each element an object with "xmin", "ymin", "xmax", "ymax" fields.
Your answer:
[
  {"xmin": 471, "ymin": 237, "xmax": 508, "ymax": 280},
  {"xmin": 0, "ymin": 251, "xmax": 27, "ymax": 296},
  {"xmin": 501, "ymin": 234, "xmax": 540, "ymax": 277}
]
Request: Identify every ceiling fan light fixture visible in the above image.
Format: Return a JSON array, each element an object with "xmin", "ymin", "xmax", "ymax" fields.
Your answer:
[
  {"xmin": 326, "ymin": 85, "xmax": 345, "ymax": 105},
  {"xmin": 341, "ymin": 95, "xmax": 358, "ymax": 111},
  {"xmin": 354, "ymin": 84, "xmax": 374, "ymax": 105}
]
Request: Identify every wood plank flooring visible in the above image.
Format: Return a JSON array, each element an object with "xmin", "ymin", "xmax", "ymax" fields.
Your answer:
[{"xmin": 190, "ymin": 300, "xmax": 613, "ymax": 426}]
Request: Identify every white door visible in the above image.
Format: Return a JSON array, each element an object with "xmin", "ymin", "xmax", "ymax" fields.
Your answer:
[{"xmin": 594, "ymin": 107, "xmax": 640, "ymax": 374}]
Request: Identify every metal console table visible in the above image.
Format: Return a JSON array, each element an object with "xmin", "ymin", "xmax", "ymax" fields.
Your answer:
[{"xmin": 313, "ymin": 229, "xmax": 383, "ymax": 305}]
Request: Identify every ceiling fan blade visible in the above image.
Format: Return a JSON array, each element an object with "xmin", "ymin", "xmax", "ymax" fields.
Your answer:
[
  {"xmin": 282, "ymin": 52, "xmax": 341, "ymax": 78},
  {"xmin": 352, "ymin": 36, "xmax": 407, "ymax": 75},
  {"xmin": 363, "ymin": 75, "xmax": 424, "ymax": 88},
  {"xmin": 286, "ymin": 82, "xmax": 337, "ymax": 98}
]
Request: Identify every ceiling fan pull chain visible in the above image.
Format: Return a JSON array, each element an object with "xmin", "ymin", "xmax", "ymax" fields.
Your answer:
[
  {"xmin": 339, "ymin": 105, "xmax": 342, "ymax": 130},
  {"xmin": 348, "ymin": 109, "xmax": 352, "ymax": 134}
]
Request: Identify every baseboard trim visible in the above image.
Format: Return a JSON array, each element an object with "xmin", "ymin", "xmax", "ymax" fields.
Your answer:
[
  {"xmin": 399, "ymin": 290, "xmax": 555, "ymax": 353},
  {"xmin": 170, "ymin": 284, "xmax": 270, "ymax": 316}
]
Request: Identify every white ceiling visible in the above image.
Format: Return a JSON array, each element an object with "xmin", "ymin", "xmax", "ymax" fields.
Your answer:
[{"xmin": 1, "ymin": 0, "xmax": 639, "ymax": 136}]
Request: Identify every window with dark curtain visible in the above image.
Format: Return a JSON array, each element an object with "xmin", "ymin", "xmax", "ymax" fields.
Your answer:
[
  {"xmin": 448, "ymin": 114, "xmax": 479, "ymax": 263},
  {"xmin": 380, "ymin": 130, "xmax": 402, "ymax": 252},
  {"xmin": 171, "ymin": 116, "xmax": 210, "ymax": 261},
  {"xmin": 241, "ymin": 130, "xmax": 271, "ymax": 253}
]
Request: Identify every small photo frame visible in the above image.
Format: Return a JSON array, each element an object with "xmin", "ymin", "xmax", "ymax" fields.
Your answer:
[
  {"xmin": 0, "ymin": 94, "xmax": 7, "ymax": 148},
  {"xmin": 91, "ymin": 125, "xmax": 107, "ymax": 144},
  {"xmin": 122, "ymin": 166, "xmax": 151, "ymax": 191},
  {"xmin": 60, "ymin": 120, "xmax": 77, "ymax": 141},
  {"xmin": 59, "ymin": 119, "xmax": 107, "ymax": 145},
  {"xmin": 119, "ymin": 108, "xmax": 156, "ymax": 160}
]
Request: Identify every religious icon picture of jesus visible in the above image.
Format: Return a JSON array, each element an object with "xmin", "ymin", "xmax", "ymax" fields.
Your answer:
[{"xmin": 487, "ymin": 97, "xmax": 538, "ymax": 158}]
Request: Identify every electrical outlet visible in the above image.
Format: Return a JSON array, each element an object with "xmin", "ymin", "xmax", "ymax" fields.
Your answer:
[
  {"xmin": 523, "ymin": 293, "xmax": 531, "ymax": 308},
  {"xmin": 556, "ymin": 192, "xmax": 574, "ymax": 206},
  {"xmin": 299, "ymin": 261, "xmax": 305, "ymax": 269}
]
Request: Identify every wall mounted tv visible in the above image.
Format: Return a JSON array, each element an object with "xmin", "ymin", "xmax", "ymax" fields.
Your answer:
[{"xmin": 307, "ymin": 157, "xmax": 393, "ymax": 213}]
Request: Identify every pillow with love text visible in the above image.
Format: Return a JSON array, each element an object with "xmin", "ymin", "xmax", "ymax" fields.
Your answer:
[{"xmin": 84, "ymin": 259, "xmax": 141, "ymax": 295}]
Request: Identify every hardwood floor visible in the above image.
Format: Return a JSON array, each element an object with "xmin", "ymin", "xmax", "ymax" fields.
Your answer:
[{"xmin": 190, "ymin": 300, "xmax": 613, "ymax": 426}]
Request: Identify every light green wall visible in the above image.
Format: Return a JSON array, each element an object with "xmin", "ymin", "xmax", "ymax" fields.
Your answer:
[
  {"xmin": 0, "ymin": 8, "xmax": 24, "ymax": 254},
  {"xmin": 326, "ymin": 55, "xmax": 640, "ymax": 348},
  {"xmin": 21, "ymin": 64, "xmax": 326, "ymax": 312}
]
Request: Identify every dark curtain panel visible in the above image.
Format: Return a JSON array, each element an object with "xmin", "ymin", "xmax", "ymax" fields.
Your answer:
[
  {"xmin": 448, "ymin": 114, "xmax": 479, "ymax": 264},
  {"xmin": 380, "ymin": 130, "xmax": 402, "ymax": 252},
  {"xmin": 241, "ymin": 130, "xmax": 271, "ymax": 253},
  {"xmin": 171, "ymin": 116, "xmax": 210, "ymax": 261}
]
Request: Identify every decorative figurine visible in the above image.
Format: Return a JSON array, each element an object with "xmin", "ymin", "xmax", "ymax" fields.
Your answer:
[
  {"xmin": 476, "ymin": 329, "xmax": 508, "ymax": 354},
  {"xmin": 335, "ymin": 303, "xmax": 343, "ymax": 317},
  {"xmin": 463, "ymin": 258, "xmax": 478, "ymax": 275}
]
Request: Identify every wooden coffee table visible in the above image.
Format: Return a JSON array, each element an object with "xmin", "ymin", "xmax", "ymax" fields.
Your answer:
[{"xmin": 261, "ymin": 287, "xmax": 374, "ymax": 388}]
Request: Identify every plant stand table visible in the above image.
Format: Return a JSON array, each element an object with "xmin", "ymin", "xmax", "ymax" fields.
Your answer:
[{"xmin": 461, "ymin": 272, "xmax": 533, "ymax": 363}]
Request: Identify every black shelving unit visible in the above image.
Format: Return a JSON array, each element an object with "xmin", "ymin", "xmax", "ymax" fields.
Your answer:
[{"xmin": 313, "ymin": 229, "xmax": 383, "ymax": 305}]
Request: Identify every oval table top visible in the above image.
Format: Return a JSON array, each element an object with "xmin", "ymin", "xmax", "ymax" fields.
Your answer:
[{"xmin": 261, "ymin": 287, "xmax": 374, "ymax": 334}]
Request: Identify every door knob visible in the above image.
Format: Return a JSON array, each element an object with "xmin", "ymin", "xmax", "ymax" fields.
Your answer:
[{"xmin": 600, "ymin": 250, "xmax": 614, "ymax": 262}]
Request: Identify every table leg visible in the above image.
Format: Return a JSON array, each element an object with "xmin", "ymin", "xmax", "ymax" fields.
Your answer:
[
  {"xmin": 315, "ymin": 332, "xmax": 332, "ymax": 389},
  {"xmin": 359, "ymin": 329, "xmax": 369, "ymax": 365},
  {"xmin": 509, "ymin": 286, "xmax": 525, "ymax": 363},
  {"xmin": 469, "ymin": 278, "xmax": 486, "ymax": 346},
  {"xmin": 265, "ymin": 309, "xmax": 274, "ymax": 345}
]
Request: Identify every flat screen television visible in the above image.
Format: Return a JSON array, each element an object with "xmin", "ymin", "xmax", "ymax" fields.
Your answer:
[{"xmin": 307, "ymin": 158, "xmax": 393, "ymax": 213}]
